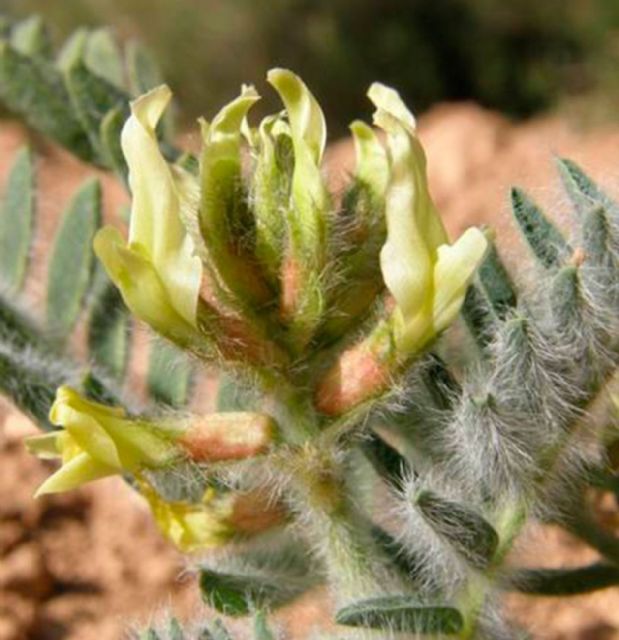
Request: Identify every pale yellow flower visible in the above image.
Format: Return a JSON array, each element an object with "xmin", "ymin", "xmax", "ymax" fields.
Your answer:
[
  {"xmin": 25, "ymin": 386, "xmax": 181, "ymax": 496},
  {"xmin": 94, "ymin": 85, "xmax": 203, "ymax": 346},
  {"xmin": 368, "ymin": 83, "xmax": 488, "ymax": 355}
]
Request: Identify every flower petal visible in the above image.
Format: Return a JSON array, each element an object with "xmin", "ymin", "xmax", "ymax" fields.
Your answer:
[
  {"xmin": 24, "ymin": 432, "xmax": 62, "ymax": 459},
  {"xmin": 122, "ymin": 85, "xmax": 202, "ymax": 326},
  {"xmin": 367, "ymin": 82, "xmax": 416, "ymax": 133},
  {"xmin": 50, "ymin": 386, "xmax": 181, "ymax": 471},
  {"xmin": 369, "ymin": 82, "xmax": 447, "ymax": 253},
  {"xmin": 49, "ymin": 386, "xmax": 122, "ymax": 469},
  {"xmin": 94, "ymin": 226, "xmax": 200, "ymax": 347},
  {"xmin": 369, "ymin": 82, "xmax": 448, "ymax": 335},
  {"xmin": 140, "ymin": 482, "xmax": 233, "ymax": 552},
  {"xmin": 349, "ymin": 120, "xmax": 388, "ymax": 198},
  {"xmin": 34, "ymin": 451, "xmax": 117, "ymax": 497},
  {"xmin": 267, "ymin": 68, "xmax": 326, "ymax": 163},
  {"xmin": 433, "ymin": 227, "xmax": 489, "ymax": 333},
  {"xmin": 376, "ymin": 126, "xmax": 433, "ymax": 325},
  {"xmin": 199, "ymin": 85, "xmax": 272, "ymax": 305},
  {"xmin": 204, "ymin": 83, "xmax": 260, "ymax": 155},
  {"xmin": 267, "ymin": 68, "xmax": 329, "ymax": 248}
]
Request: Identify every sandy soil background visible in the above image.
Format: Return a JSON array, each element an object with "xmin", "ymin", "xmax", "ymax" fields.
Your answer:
[{"xmin": 1, "ymin": 103, "xmax": 619, "ymax": 639}]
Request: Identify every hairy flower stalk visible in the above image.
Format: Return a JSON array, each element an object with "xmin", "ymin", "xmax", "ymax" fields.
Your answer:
[{"xmin": 4, "ymin": 24, "xmax": 619, "ymax": 636}]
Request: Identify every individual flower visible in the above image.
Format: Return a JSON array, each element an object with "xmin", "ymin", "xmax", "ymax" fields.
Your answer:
[
  {"xmin": 25, "ymin": 386, "xmax": 181, "ymax": 496},
  {"xmin": 25, "ymin": 387, "xmax": 276, "ymax": 496},
  {"xmin": 139, "ymin": 481, "xmax": 285, "ymax": 553},
  {"xmin": 138, "ymin": 482, "xmax": 234, "ymax": 553},
  {"xmin": 368, "ymin": 82, "xmax": 489, "ymax": 355},
  {"xmin": 93, "ymin": 85, "xmax": 204, "ymax": 347},
  {"xmin": 315, "ymin": 83, "xmax": 488, "ymax": 416},
  {"xmin": 267, "ymin": 69, "xmax": 330, "ymax": 344},
  {"xmin": 198, "ymin": 84, "xmax": 273, "ymax": 306}
]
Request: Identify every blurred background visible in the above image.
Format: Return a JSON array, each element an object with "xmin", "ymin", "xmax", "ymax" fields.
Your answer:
[
  {"xmin": 1, "ymin": 3, "xmax": 619, "ymax": 639},
  {"xmin": 1, "ymin": 0, "xmax": 619, "ymax": 132}
]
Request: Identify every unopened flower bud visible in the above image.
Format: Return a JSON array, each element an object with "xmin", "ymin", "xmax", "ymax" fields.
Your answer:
[
  {"xmin": 315, "ymin": 322, "xmax": 395, "ymax": 415},
  {"xmin": 179, "ymin": 412, "xmax": 275, "ymax": 462}
]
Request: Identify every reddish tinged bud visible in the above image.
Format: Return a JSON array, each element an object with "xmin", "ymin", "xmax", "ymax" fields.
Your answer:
[
  {"xmin": 179, "ymin": 413, "xmax": 275, "ymax": 462},
  {"xmin": 228, "ymin": 490, "xmax": 287, "ymax": 534},
  {"xmin": 197, "ymin": 297, "xmax": 288, "ymax": 367},
  {"xmin": 315, "ymin": 324, "xmax": 395, "ymax": 416},
  {"xmin": 280, "ymin": 254, "xmax": 301, "ymax": 322}
]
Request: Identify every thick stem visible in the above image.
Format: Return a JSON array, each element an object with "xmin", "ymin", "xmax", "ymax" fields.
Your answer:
[
  {"xmin": 265, "ymin": 379, "xmax": 319, "ymax": 444},
  {"xmin": 275, "ymin": 442, "xmax": 409, "ymax": 606}
]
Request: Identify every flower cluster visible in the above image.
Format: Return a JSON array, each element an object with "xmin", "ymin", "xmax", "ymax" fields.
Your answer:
[{"xmin": 27, "ymin": 69, "xmax": 487, "ymax": 550}]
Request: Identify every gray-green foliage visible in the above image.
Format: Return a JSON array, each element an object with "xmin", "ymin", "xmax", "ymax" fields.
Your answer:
[
  {"xmin": 0, "ymin": 16, "xmax": 174, "ymax": 173},
  {"xmin": 0, "ymin": 16, "xmax": 195, "ymax": 422},
  {"xmin": 0, "ymin": 147, "xmax": 34, "ymax": 291},
  {"xmin": 0, "ymin": 186, "xmax": 189, "ymax": 414},
  {"xmin": 147, "ymin": 340, "xmax": 193, "ymax": 408},
  {"xmin": 1, "ymin": 16, "xmax": 619, "ymax": 640},
  {"xmin": 46, "ymin": 177, "xmax": 101, "ymax": 339}
]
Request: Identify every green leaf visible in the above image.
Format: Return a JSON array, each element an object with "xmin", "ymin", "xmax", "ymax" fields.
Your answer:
[
  {"xmin": 80, "ymin": 370, "xmax": 119, "ymax": 406},
  {"xmin": 10, "ymin": 15, "xmax": 52, "ymax": 58},
  {"xmin": 63, "ymin": 57, "xmax": 130, "ymax": 163},
  {"xmin": 199, "ymin": 537, "xmax": 315, "ymax": 617},
  {"xmin": 0, "ymin": 41, "xmax": 94, "ymax": 161},
  {"xmin": 510, "ymin": 187, "xmax": 569, "ymax": 269},
  {"xmin": 461, "ymin": 283, "xmax": 495, "ymax": 351},
  {"xmin": 200, "ymin": 569, "xmax": 268, "ymax": 617},
  {"xmin": 361, "ymin": 432, "xmax": 408, "ymax": 489},
  {"xmin": 477, "ymin": 242, "xmax": 516, "ymax": 319},
  {"xmin": 84, "ymin": 28, "xmax": 124, "ymax": 89},
  {"xmin": 416, "ymin": 490, "xmax": 499, "ymax": 570},
  {"xmin": 511, "ymin": 563, "xmax": 619, "ymax": 595},
  {"xmin": 549, "ymin": 267, "xmax": 589, "ymax": 349},
  {"xmin": 99, "ymin": 106, "xmax": 128, "ymax": 180},
  {"xmin": 46, "ymin": 178, "xmax": 101, "ymax": 339},
  {"xmin": 0, "ymin": 147, "xmax": 35, "ymax": 291},
  {"xmin": 125, "ymin": 39, "xmax": 174, "ymax": 142},
  {"xmin": 335, "ymin": 596, "xmax": 463, "ymax": 634},
  {"xmin": 419, "ymin": 352, "xmax": 461, "ymax": 411},
  {"xmin": 0, "ymin": 292, "xmax": 45, "ymax": 351},
  {"xmin": 87, "ymin": 268, "xmax": 131, "ymax": 382},
  {"xmin": 581, "ymin": 205, "xmax": 618, "ymax": 284},
  {"xmin": 0, "ymin": 340, "xmax": 64, "ymax": 430},
  {"xmin": 56, "ymin": 28, "xmax": 88, "ymax": 71},
  {"xmin": 147, "ymin": 340, "xmax": 193, "ymax": 408},
  {"xmin": 139, "ymin": 631, "xmax": 161, "ymax": 640},
  {"xmin": 557, "ymin": 157, "xmax": 619, "ymax": 217},
  {"xmin": 371, "ymin": 526, "xmax": 426, "ymax": 583},
  {"xmin": 253, "ymin": 611, "xmax": 276, "ymax": 640},
  {"xmin": 125, "ymin": 39, "xmax": 164, "ymax": 94}
]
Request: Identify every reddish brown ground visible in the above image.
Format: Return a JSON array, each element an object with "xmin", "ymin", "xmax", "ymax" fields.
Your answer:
[{"xmin": 1, "ymin": 105, "xmax": 619, "ymax": 639}]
